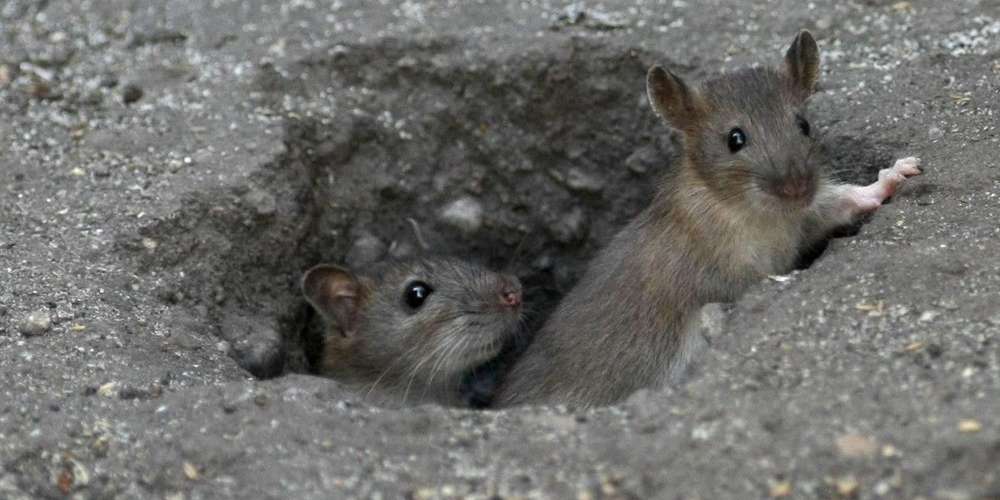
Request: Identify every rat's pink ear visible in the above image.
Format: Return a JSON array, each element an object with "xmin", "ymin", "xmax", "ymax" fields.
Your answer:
[
  {"xmin": 646, "ymin": 65, "xmax": 706, "ymax": 130},
  {"xmin": 784, "ymin": 30, "xmax": 820, "ymax": 98},
  {"xmin": 301, "ymin": 264, "xmax": 367, "ymax": 337}
]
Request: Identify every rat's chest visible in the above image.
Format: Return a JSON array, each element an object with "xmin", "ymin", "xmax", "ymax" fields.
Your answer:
[{"xmin": 721, "ymin": 215, "xmax": 802, "ymax": 278}]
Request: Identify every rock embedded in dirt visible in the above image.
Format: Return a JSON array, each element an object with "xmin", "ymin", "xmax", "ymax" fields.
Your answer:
[
  {"xmin": 243, "ymin": 189, "xmax": 277, "ymax": 217},
  {"xmin": 121, "ymin": 83, "xmax": 143, "ymax": 104},
  {"xmin": 624, "ymin": 145, "xmax": 661, "ymax": 174},
  {"xmin": 18, "ymin": 310, "xmax": 51, "ymax": 337},
  {"xmin": 345, "ymin": 233, "xmax": 387, "ymax": 267},
  {"xmin": 439, "ymin": 196, "xmax": 484, "ymax": 235},
  {"xmin": 563, "ymin": 168, "xmax": 605, "ymax": 194},
  {"xmin": 220, "ymin": 313, "xmax": 285, "ymax": 379},
  {"xmin": 550, "ymin": 206, "xmax": 589, "ymax": 244},
  {"xmin": 835, "ymin": 434, "xmax": 878, "ymax": 459}
]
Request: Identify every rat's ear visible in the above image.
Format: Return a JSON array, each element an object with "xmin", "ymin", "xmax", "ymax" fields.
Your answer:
[
  {"xmin": 646, "ymin": 66, "xmax": 706, "ymax": 130},
  {"xmin": 784, "ymin": 30, "xmax": 820, "ymax": 98},
  {"xmin": 302, "ymin": 264, "xmax": 368, "ymax": 337}
]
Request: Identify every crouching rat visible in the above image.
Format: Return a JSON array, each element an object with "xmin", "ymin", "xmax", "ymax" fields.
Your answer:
[
  {"xmin": 494, "ymin": 31, "xmax": 922, "ymax": 408},
  {"xmin": 303, "ymin": 258, "xmax": 523, "ymax": 407}
]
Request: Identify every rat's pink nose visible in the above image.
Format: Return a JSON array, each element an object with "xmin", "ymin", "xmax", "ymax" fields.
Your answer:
[
  {"xmin": 500, "ymin": 288, "xmax": 522, "ymax": 308},
  {"xmin": 776, "ymin": 176, "xmax": 814, "ymax": 202}
]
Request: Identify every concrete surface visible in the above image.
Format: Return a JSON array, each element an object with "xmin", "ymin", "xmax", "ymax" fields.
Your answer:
[{"xmin": 1, "ymin": 0, "xmax": 998, "ymax": 498}]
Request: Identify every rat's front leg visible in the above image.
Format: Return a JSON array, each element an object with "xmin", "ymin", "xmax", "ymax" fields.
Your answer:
[{"xmin": 809, "ymin": 156, "xmax": 923, "ymax": 234}]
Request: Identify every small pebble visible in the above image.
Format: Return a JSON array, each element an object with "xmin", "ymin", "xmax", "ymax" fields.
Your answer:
[
  {"xmin": 958, "ymin": 419, "xmax": 981, "ymax": 433},
  {"xmin": 835, "ymin": 476, "xmax": 859, "ymax": 497},
  {"xmin": 345, "ymin": 233, "xmax": 387, "ymax": 267},
  {"xmin": 121, "ymin": 83, "xmax": 144, "ymax": 104},
  {"xmin": 70, "ymin": 460, "xmax": 90, "ymax": 486},
  {"xmin": 439, "ymin": 197, "xmax": 483, "ymax": 234},
  {"xmin": 835, "ymin": 433, "xmax": 878, "ymax": 458},
  {"xmin": 699, "ymin": 303, "xmax": 726, "ymax": 337},
  {"xmin": 928, "ymin": 126, "xmax": 944, "ymax": 141},
  {"xmin": 770, "ymin": 480, "xmax": 793, "ymax": 497},
  {"xmin": 873, "ymin": 481, "xmax": 891, "ymax": 496},
  {"xmin": 411, "ymin": 488, "xmax": 436, "ymax": 500},
  {"xmin": 92, "ymin": 164, "xmax": 111, "ymax": 178},
  {"xmin": 936, "ymin": 299, "xmax": 959, "ymax": 310},
  {"xmin": 243, "ymin": 189, "xmax": 277, "ymax": 217},
  {"xmin": 183, "ymin": 462, "xmax": 199, "ymax": 480},
  {"xmin": 918, "ymin": 310, "xmax": 940, "ymax": 322},
  {"xmin": 550, "ymin": 207, "xmax": 588, "ymax": 244},
  {"xmin": 97, "ymin": 382, "xmax": 119, "ymax": 397},
  {"xmin": 19, "ymin": 310, "xmax": 51, "ymax": 337},
  {"xmin": 624, "ymin": 145, "xmax": 662, "ymax": 174},
  {"xmin": 563, "ymin": 168, "xmax": 604, "ymax": 194}
]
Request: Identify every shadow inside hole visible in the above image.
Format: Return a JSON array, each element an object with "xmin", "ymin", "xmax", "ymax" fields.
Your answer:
[
  {"xmin": 793, "ymin": 220, "xmax": 863, "ymax": 270},
  {"xmin": 214, "ymin": 37, "xmax": 907, "ymax": 407},
  {"xmin": 820, "ymin": 133, "xmax": 900, "ymax": 184},
  {"xmin": 282, "ymin": 133, "xmax": 907, "ymax": 402}
]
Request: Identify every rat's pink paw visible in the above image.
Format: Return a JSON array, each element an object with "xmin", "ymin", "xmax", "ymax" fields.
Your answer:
[
  {"xmin": 874, "ymin": 156, "xmax": 922, "ymax": 202},
  {"xmin": 843, "ymin": 156, "xmax": 923, "ymax": 216},
  {"xmin": 889, "ymin": 156, "xmax": 922, "ymax": 177}
]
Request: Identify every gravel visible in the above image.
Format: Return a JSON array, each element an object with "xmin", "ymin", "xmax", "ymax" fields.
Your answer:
[{"xmin": 0, "ymin": 0, "xmax": 997, "ymax": 498}]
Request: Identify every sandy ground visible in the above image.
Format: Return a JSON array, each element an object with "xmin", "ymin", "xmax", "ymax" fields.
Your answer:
[{"xmin": 1, "ymin": 0, "xmax": 999, "ymax": 498}]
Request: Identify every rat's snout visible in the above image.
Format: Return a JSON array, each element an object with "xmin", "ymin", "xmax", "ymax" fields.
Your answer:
[
  {"xmin": 501, "ymin": 292, "xmax": 522, "ymax": 308},
  {"xmin": 498, "ymin": 278, "xmax": 522, "ymax": 309},
  {"xmin": 769, "ymin": 173, "xmax": 817, "ymax": 206}
]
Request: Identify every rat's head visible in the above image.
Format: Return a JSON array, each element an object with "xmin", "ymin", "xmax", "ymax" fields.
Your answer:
[
  {"xmin": 301, "ymin": 258, "xmax": 523, "ymax": 388},
  {"xmin": 647, "ymin": 31, "xmax": 822, "ymax": 213}
]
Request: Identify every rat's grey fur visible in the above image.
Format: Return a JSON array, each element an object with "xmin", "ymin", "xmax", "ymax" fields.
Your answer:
[{"xmin": 304, "ymin": 258, "xmax": 523, "ymax": 407}]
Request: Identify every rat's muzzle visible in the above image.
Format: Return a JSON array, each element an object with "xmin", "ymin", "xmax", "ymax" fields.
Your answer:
[{"xmin": 767, "ymin": 174, "xmax": 817, "ymax": 207}]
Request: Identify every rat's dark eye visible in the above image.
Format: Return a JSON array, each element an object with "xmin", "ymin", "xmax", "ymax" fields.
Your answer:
[
  {"xmin": 403, "ymin": 281, "xmax": 433, "ymax": 309},
  {"xmin": 727, "ymin": 128, "xmax": 747, "ymax": 153},
  {"xmin": 796, "ymin": 115, "xmax": 811, "ymax": 136}
]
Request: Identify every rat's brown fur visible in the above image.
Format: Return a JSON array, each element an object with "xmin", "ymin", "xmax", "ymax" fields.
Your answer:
[{"xmin": 495, "ymin": 31, "xmax": 919, "ymax": 407}]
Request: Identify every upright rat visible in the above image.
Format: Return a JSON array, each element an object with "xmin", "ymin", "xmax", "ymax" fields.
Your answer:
[
  {"xmin": 495, "ymin": 31, "xmax": 922, "ymax": 408},
  {"xmin": 302, "ymin": 257, "xmax": 523, "ymax": 407}
]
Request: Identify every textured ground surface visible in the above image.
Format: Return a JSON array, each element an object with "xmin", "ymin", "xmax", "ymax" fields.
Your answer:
[{"xmin": 1, "ymin": 0, "xmax": 999, "ymax": 498}]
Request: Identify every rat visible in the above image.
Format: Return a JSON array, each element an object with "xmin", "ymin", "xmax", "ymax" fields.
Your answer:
[
  {"xmin": 494, "ymin": 31, "xmax": 922, "ymax": 408},
  {"xmin": 301, "ymin": 257, "xmax": 524, "ymax": 407}
]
